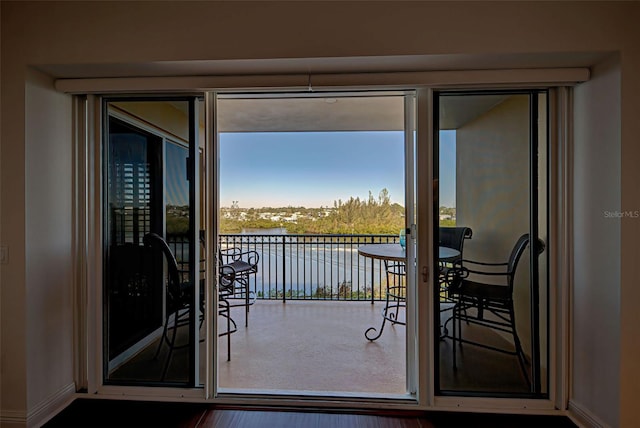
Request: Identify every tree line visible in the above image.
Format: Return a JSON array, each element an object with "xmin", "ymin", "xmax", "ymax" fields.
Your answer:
[
  {"xmin": 220, "ymin": 188, "xmax": 405, "ymax": 235},
  {"xmin": 166, "ymin": 190, "xmax": 461, "ymax": 235}
]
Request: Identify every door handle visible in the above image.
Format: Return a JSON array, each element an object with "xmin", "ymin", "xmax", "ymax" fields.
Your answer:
[{"xmin": 422, "ymin": 266, "xmax": 429, "ymax": 282}]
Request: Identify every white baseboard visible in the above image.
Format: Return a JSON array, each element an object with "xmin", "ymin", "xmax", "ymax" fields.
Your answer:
[
  {"xmin": 568, "ymin": 399, "xmax": 610, "ymax": 428},
  {"xmin": 27, "ymin": 382, "xmax": 76, "ymax": 428},
  {"xmin": 0, "ymin": 408, "xmax": 28, "ymax": 428}
]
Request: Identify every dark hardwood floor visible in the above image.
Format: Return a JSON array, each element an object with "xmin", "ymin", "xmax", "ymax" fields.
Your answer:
[{"xmin": 44, "ymin": 399, "xmax": 578, "ymax": 428}]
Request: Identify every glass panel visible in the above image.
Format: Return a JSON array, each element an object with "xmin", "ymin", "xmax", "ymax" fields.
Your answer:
[
  {"xmin": 103, "ymin": 99, "xmax": 200, "ymax": 386},
  {"xmin": 435, "ymin": 92, "xmax": 549, "ymax": 396},
  {"xmin": 215, "ymin": 94, "xmax": 409, "ymax": 396}
]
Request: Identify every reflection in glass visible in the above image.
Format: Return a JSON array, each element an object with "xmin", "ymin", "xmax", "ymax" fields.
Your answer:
[
  {"xmin": 103, "ymin": 100, "xmax": 200, "ymax": 386},
  {"xmin": 435, "ymin": 92, "xmax": 549, "ymax": 397}
]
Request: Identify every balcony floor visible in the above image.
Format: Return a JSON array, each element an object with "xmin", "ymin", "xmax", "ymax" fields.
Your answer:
[
  {"xmin": 111, "ymin": 299, "xmax": 531, "ymax": 396},
  {"xmin": 218, "ymin": 300, "xmax": 406, "ymax": 395}
]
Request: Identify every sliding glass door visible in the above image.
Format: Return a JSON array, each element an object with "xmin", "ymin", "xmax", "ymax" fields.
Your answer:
[
  {"xmin": 102, "ymin": 97, "xmax": 204, "ymax": 386},
  {"xmin": 94, "ymin": 88, "xmax": 552, "ymax": 404},
  {"xmin": 213, "ymin": 91, "xmax": 416, "ymax": 397},
  {"xmin": 434, "ymin": 91, "xmax": 549, "ymax": 397}
]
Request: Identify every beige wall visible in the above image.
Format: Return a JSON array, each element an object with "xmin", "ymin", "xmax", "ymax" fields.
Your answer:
[
  {"xmin": 111, "ymin": 101, "xmax": 190, "ymax": 144},
  {"xmin": 456, "ymin": 95, "xmax": 534, "ymax": 358},
  {"xmin": 573, "ymin": 55, "xmax": 621, "ymax": 427},
  {"xmin": 112, "ymin": 100, "xmax": 206, "ymax": 148},
  {"xmin": 1, "ymin": 1, "xmax": 639, "ymax": 427},
  {"xmin": 24, "ymin": 67, "xmax": 75, "ymax": 421}
]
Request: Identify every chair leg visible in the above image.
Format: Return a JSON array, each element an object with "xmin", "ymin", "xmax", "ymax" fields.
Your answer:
[
  {"xmin": 160, "ymin": 310, "xmax": 181, "ymax": 381},
  {"xmin": 224, "ymin": 301, "xmax": 231, "ymax": 361},
  {"xmin": 452, "ymin": 300, "xmax": 469, "ymax": 370},
  {"xmin": 232, "ymin": 275, "xmax": 252, "ymax": 327},
  {"xmin": 452, "ymin": 304, "xmax": 457, "ymax": 370},
  {"xmin": 456, "ymin": 301, "xmax": 464, "ymax": 348},
  {"xmin": 153, "ymin": 312, "xmax": 171, "ymax": 360},
  {"xmin": 509, "ymin": 304, "xmax": 530, "ymax": 388},
  {"xmin": 244, "ymin": 279, "xmax": 249, "ymax": 327},
  {"xmin": 218, "ymin": 298, "xmax": 237, "ymax": 362}
]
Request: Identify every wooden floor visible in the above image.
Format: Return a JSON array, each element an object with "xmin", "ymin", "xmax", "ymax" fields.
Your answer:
[{"xmin": 44, "ymin": 399, "xmax": 578, "ymax": 428}]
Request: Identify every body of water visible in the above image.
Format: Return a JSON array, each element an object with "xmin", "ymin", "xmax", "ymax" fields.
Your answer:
[{"xmin": 242, "ymin": 227, "xmax": 287, "ymax": 235}]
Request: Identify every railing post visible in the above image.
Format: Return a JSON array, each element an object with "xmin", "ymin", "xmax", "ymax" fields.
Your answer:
[
  {"xmin": 282, "ymin": 235, "xmax": 286, "ymax": 303},
  {"xmin": 370, "ymin": 235, "xmax": 375, "ymax": 304}
]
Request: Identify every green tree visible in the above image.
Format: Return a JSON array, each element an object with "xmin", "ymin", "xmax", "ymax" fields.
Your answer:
[{"xmin": 219, "ymin": 188, "xmax": 405, "ymax": 234}]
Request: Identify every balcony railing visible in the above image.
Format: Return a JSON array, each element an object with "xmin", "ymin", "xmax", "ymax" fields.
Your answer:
[{"xmin": 167, "ymin": 233, "xmax": 400, "ymax": 302}]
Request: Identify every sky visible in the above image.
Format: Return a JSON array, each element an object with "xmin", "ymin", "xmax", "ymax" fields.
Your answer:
[
  {"xmin": 166, "ymin": 142, "xmax": 189, "ymax": 206},
  {"xmin": 439, "ymin": 130, "xmax": 456, "ymax": 207},
  {"xmin": 218, "ymin": 130, "xmax": 457, "ymax": 209}
]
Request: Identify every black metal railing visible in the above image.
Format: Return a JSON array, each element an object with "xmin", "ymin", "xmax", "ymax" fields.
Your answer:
[{"xmin": 167, "ymin": 233, "xmax": 399, "ymax": 302}]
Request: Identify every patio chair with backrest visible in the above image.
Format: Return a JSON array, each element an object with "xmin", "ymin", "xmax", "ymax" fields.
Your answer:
[
  {"xmin": 438, "ymin": 226, "xmax": 473, "ymax": 272},
  {"xmin": 143, "ymin": 232, "xmax": 237, "ymax": 380},
  {"xmin": 438, "ymin": 226, "xmax": 472, "ymax": 337},
  {"xmin": 218, "ymin": 244, "xmax": 259, "ymax": 326},
  {"xmin": 446, "ymin": 233, "xmax": 545, "ymax": 388}
]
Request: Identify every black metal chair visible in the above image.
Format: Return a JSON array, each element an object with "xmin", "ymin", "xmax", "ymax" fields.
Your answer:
[
  {"xmin": 438, "ymin": 226, "xmax": 472, "ymax": 337},
  {"xmin": 438, "ymin": 226, "xmax": 472, "ymax": 272},
  {"xmin": 144, "ymin": 233, "xmax": 196, "ymax": 381},
  {"xmin": 447, "ymin": 233, "xmax": 545, "ymax": 387},
  {"xmin": 218, "ymin": 263, "xmax": 238, "ymax": 362},
  {"xmin": 144, "ymin": 233, "xmax": 237, "ymax": 380},
  {"xmin": 219, "ymin": 246, "xmax": 259, "ymax": 326}
]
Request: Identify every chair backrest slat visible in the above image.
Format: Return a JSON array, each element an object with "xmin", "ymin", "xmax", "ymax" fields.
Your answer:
[
  {"xmin": 507, "ymin": 233, "xmax": 546, "ymax": 292},
  {"xmin": 143, "ymin": 232, "xmax": 182, "ymax": 300},
  {"xmin": 439, "ymin": 226, "xmax": 472, "ymax": 263}
]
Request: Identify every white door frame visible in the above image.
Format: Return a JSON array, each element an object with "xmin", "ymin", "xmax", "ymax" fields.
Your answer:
[{"xmin": 75, "ymin": 74, "xmax": 571, "ymax": 413}]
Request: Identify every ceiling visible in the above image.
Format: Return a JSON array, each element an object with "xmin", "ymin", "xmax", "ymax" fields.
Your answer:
[
  {"xmin": 214, "ymin": 94, "xmax": 512, "ymax": 132},
  {"xmin": 216, "ymin": 95, "xmax": 406, "ymax": 132},
  {"xmin": 158, "ymin": 93, "xmax": 509, "ymax": 132}
]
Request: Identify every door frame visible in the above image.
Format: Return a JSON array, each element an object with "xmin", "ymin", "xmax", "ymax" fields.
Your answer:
[
  {"xmin": 209, "ymin": 89, "xmax": 419, "ymax": 404},
  {"xmin": 76, "ymin": 81, "xmax": 569, "ymax": 414},
  {"xmin": 96, "ymin": 95, "xmax": 204, "ymax": 392}
]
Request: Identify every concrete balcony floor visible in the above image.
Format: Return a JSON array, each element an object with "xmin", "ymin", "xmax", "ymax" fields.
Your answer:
[
  {"xmin": 111, "ymin": 299, "xmax": 532, "ymax": 396},
  {"xmin": 217, "ymin": 300, "xmax": 406, "ymax": 396}
]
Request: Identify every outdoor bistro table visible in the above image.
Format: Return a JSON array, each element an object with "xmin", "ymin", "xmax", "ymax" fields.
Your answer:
[
  {"xmin": 357, "ymin": 243, "xmax": 461, "ymax": 263},
  {"xmin": 358, "ymin": 243, "xmax": 461, "ymax": 341}
]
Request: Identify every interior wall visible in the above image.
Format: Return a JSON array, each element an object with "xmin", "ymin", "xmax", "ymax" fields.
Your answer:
[
  {"xmin": 24, "ymin": 68, "xmax": 75, "ymax": 423},
  {"xmin": 618, "ymin": 17, "xmax": 640, "ymax": 428},
  {"xmin": 571, "ymin": 55, "xmax": 621, "ymax": 428},
  {"xmin": 0, "ymin": 17, "xmax": 29, "ymax": 424}
]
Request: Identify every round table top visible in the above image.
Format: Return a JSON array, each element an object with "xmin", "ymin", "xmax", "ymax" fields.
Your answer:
[
  {"xmin": 357, "ymin": 243, "xmax": 407, "ymax": 261},
  {"xmin": 438, "ymin": 246, "xmax": 461, "ymax": 262},
  {"xmin": 357, "ymin": 243, "xmax": 460, "ymax": 262}
]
